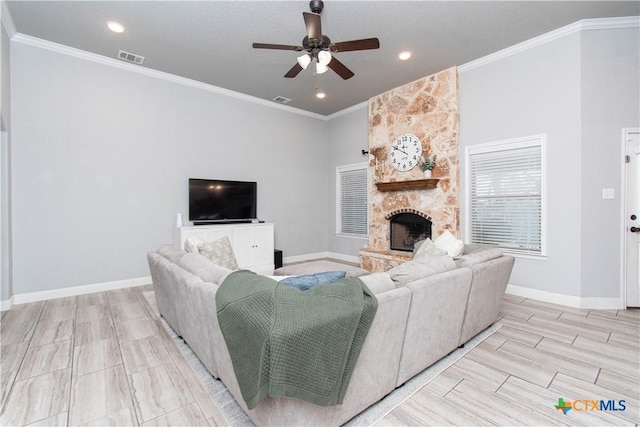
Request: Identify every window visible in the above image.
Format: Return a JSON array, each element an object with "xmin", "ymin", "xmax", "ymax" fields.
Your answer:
[
  {"xmin": 336, "ymin": 163, "xmax": 368, "ymax": 237},
  {"xmin": 465, "ymin": 135, "xmax": 546, "ymax": 256}
]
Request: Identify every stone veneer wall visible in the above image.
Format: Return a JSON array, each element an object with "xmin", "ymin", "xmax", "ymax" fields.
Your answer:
[{"xmin": 361, "ymin": 67, "xmax": 459, "ymax": 272}]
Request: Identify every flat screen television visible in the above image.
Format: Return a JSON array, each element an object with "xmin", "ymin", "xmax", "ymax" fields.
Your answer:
[{"xmin": 189, "ymin": 178, "xmax": 257, "ymax": 224}]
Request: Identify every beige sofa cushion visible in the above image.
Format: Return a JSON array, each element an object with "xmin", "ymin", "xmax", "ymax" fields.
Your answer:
[
  {"xmin": 157, "ymin": 244, "xmax": 188, "ymax": 264},
  {"xmin": 455, "ymin": 246, "xmax": 504, "ymax": 268},
  {"xmin": 388, "ymin": 255, "xmax": 457, "ymax": 287},
  {"xmin": 178, "ymin": 253, "xmax": 232, "ymax": 285}
]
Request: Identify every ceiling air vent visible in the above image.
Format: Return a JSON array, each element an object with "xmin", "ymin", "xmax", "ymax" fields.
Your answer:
[
  {"xmin": 117, "ymin": 50, "xmax": 145, "ymax": 65},
  {"xmin": 272, "ymin": 96, "xmax": 292, "ymax": 104}
]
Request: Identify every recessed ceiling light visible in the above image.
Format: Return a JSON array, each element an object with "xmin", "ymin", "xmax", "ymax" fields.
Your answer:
[
  {"xmin": 107, "ymin": 21, "xmax": 125, "ymax": 33},
  {"xmin": 316, "ymin": 92, "xmax": 326, "ymax": 99},
  {"xmin": 398, "ymin": 51, "xmax": 412, "ymax": 61}
]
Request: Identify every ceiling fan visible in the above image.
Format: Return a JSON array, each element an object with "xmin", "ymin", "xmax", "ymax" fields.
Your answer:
[{"xmin": 252, "ymin": 0, "xmax": 380, "ymax": 80}]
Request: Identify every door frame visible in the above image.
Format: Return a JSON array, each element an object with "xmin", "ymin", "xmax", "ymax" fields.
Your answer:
[{"xmin": 621, "ymin": 127, "xmax": 640, "ymax": 309}]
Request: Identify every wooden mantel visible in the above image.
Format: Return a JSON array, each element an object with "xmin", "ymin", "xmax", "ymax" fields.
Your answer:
[{"xmin": 375, "ymin": 179, "xmax": 439, "ymax": 192}]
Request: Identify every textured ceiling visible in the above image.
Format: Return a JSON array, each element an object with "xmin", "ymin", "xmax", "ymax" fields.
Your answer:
[{"xmin": 6, "ymin": 1, "xmax": 639, "ymax": 116}]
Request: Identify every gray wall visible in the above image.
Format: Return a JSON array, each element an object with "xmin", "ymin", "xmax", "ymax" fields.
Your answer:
[
  {"xmin": 580, "ymin": 27, "xmax": 640, "ymax": 297},
  {"xmin": 11, "ymin": 41, "xmax": 328, "ymax": 294},
  {"xmin": 459, "ymin": 27, "xmax": 639, "ymax": 298},
  {"xmin": 326, "ymin": 105, "xmax": 369, "ymax": 259}
]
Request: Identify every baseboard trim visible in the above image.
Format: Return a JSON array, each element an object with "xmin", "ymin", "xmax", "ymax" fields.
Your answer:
[
  {"xmin": 12, "ymin": 276, "xmax": 152, "ymax": 306},
  {"xmin": 282, "ymin": 251, "xmax": 362, "ymax": 266},
  {"xmin": 282, "ymin": 252, "xmax": 331, "ymax": 264},
  {"xmin": 327, "ymin": 252, "xmax": 362, "ymax": 265},
  {"xmin": 1, "ymin": 296, "xmax": 14, "ymax": 312},
  {"xmin": 506, "ymin": 284, "xmax": 623, "ymax": 309}
]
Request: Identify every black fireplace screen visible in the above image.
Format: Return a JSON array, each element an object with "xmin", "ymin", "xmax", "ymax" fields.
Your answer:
[{"xmin": 389, "ymin": 213, "xmax": 432, "ymax": 252}]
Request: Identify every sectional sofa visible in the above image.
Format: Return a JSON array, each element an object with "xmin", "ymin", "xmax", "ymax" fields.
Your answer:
[{"xmin": 147, "ymin": 243, "xmax": 514, "ymax": 426}]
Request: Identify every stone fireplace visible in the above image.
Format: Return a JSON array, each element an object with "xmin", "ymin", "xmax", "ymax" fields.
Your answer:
[{"xmin": 360, "ymin": 67, "xmax": 460, "ymax": 272}]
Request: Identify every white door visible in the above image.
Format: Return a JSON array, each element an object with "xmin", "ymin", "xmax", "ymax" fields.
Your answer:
[{"xmin": 625, "ymin": 129, "xmax": 640, "ymax": 307}]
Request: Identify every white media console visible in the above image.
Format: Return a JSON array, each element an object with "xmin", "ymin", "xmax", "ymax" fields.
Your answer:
[{"xmin": 174, "ymin": 223, "xmax": 275, "ymax": 275}]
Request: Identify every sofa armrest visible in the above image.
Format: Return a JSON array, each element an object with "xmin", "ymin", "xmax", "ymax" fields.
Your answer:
[
  {"xmin": 459, "ymin": 255, "xmax": 515, "ymax": 344},
  {"xmin": 359, "ymin": 272, "xmax": 394, "ymax": 294}
]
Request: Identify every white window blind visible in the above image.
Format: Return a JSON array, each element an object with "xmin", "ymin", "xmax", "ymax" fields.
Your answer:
[
  {"xmin": 337, "ymin": 163, "xmax": 368, "ymax": 237},
  {"xmin": 467, "ymin": 135, "xmax": 545, "ymax": 256}
]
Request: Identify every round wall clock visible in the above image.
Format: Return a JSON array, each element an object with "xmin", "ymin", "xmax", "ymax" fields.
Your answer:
[{"xmin": 389, "ymin": 133, "xmax": 422, "ymax": 171}]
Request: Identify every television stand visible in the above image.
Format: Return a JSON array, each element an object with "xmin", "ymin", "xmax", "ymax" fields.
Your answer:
[{"xmin": 175, "ymin": 223, "xmax": 275, "ymax": 275}]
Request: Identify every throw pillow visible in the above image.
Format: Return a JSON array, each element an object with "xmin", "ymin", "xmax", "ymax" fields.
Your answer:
[
  {"xmin": 280, "ymin": 271, "xmax": 347, "ymax": 291},
  {"xmin": 198, "ymin": 236, "xmax": 239, "ymax": 270},
  {"xmin": 434, "ymin": 230, "xmax": 457, "ymax": 252},
  {"xmin": 413, "ymin": 238, "xmax": 446, "ymax": 259},
  {"xmin": 184, "ymin": 235, "xmax": 206, "ymax": 253},
  {"xmin": 434, "ymin": 230, "xmax": 465, "ymax": 258},
  {"xmin": 447, "ymin": 239, "xmax": 465, "ymax": 258}
]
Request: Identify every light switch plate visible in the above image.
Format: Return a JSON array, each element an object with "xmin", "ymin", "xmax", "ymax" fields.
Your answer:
[{"xmin": 602, "ymin": 188, "xmax": 615, "ymax": 200}]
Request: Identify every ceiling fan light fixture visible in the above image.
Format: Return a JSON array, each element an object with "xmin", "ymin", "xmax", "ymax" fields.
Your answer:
[
  {"xmin": 316, "ymin": 91, "xmax": 326, "ymax": 99},
  {"xmin": 316, "ymin": 61, "xmax": 328, "ymax": 74},
  {"xmin": 318, "ymin": 50, "xmax": 332, "ymax": 66},
  {"xmin": 398, "ymin": 51, "xmax": 412, "ymax": 60},
  {"xmin": 297, "ymin": 54, "xmax": 312, "ymax": 69}
]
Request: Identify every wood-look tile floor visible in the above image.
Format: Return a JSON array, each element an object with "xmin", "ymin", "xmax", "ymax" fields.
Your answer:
[{"xmin": 1, "ymin": 287, "xmax": 639, "ymax": 426}]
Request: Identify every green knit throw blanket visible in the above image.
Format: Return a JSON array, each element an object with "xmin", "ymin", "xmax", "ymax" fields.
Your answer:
[{"xmin": 216, "ymin": 270, "xmax": 378, "ymax": 409}]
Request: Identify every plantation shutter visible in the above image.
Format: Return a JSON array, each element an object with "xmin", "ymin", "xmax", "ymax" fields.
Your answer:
[
  {"xmin": 469, "ymin": 139, "xmax": 543, "ymax": 255},
  {"xmin": 338, "ymin": 165, "xmax": 368, "ymax": 236}
]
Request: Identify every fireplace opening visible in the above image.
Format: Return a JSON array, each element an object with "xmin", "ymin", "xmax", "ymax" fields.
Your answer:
[{"xmin": 389, "ymin": 213, "xmax": 432, "ymax": 252}]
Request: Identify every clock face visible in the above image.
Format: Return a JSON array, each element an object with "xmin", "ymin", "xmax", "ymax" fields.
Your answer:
[{"xmin": 390, "ymin": 133, "xmax": 422, "ymax": 171}]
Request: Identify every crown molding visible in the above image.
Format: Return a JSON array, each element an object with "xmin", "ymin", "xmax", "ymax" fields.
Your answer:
[
  {"xmin": 459, "ymin": 16, "xmax": 639, "ymax": 73},
  {"xmin": 1, "ymin": 1, "xmax": 17, "ymax": 37},
  {"xmin": 11, "ymin": 33, "xmax": 328, "ymax": 121},
  {"xmin": 580, "ymin": 15, "xmax": 640, "ymax": 30},
  {"xmin": 327, "ymin": 101, "xmax": 368, "ymax": 120}
]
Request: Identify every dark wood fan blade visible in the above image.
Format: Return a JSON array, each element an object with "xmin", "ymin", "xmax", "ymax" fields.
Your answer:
[
  {"xmin": 330, "ymin": 38, "xmax": 380, "ymax": 52},
  {"xmin": 327, "ymin": 56, "xmax": 354, "ymax": 80},
  {"xmin": 253, "ymin": 43, "xmax": 303, "ymax": 51},
  {"xmin": 303, "ymin": 12, "xmax": 322, "ymax": 41},
  {"xmin": 284, "ymin": 63, "xmax": 304, "ymax": 78}
]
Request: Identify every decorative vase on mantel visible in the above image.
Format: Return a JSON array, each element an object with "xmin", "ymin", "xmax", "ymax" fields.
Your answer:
[{"xmin": 419, "ymin": 153, "xmax": 437, "ymax": 179}]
